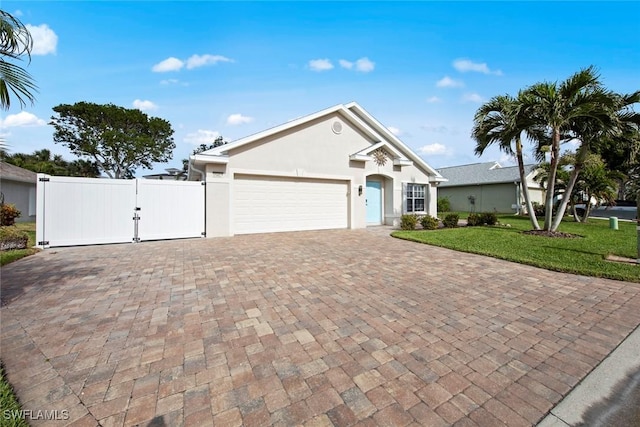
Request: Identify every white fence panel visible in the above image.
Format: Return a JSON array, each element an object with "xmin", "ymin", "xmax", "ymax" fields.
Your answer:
[
  {"xmin": 136, "ymin": 180, "xmax": 205, "ymax": 241},
  {"xmin": 36, "ymin": 175, "xmax": 136, "ymax": 247}
]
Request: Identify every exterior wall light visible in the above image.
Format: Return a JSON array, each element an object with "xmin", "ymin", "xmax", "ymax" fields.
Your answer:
[{"xmin": 358, "ymin": 185, "xmax": 363, "ymax": 196}]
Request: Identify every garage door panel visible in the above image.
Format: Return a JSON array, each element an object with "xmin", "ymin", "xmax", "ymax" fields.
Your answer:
[{"xmin": 234, "ymin": 175, "xmax": 348, "ymax": 234}]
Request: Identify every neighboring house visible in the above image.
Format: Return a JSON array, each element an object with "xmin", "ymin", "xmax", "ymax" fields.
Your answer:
[
  {"xmin": 143, "ymin": 168, "xmax": 185, "ymax": 180},
  {"xmin": 188, "ymin": 102, "xmax": 446, "ymax": 236},
  {"xmin": 437, "ymin": 161, "xmax": 543, "ymax": 214},
  {"xmin": 0, "ymin": 161, "xmax": 37, "ymax": 222}
]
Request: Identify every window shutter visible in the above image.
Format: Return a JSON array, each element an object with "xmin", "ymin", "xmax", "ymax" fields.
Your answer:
[
  {"xmin": 28, "ymin": 187, "xmax": 36, "ymax": 216},
  {"xmin": 402, "ymin": 183, "xmax": 407, "ymax": 214}
]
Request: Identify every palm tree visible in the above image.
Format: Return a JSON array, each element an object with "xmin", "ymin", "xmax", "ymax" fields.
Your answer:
[
  {"xmin": 472, "ymin": 94, "xmax": 541, "ymax": 229},
  {"xmin": 0, "ymin": 9, "xmax": 38, "ymax": 110},
  {"xmin": 549, "ymin": 90, "xmax": 639, "ymax": 230},
  {"xmin": 556, "ymin": 152, "xmax": 620, "ymax": 222},
  {"xmin": 521, "ymin": 66, "xmax": 620, "ymax": 231}
]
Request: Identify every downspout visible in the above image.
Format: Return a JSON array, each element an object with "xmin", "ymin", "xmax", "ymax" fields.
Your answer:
[
  {"xmin": 514, "ymin": 181, "xmax": 521, "ymax": 215},
  {"xmin": 189, "ymin": 159, "xmax": 206, "ymax": 182}
]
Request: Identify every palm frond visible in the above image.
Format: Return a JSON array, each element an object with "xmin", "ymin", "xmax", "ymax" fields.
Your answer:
[{"xmin": 0, "ymin": 58, "xmax": 38, "ymax": 109}]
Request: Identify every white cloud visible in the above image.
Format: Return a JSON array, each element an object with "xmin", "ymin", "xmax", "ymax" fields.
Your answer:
[
  {"xmin": 453, "ymin": 58, "xmax": 502, "ymax": 75},
  {"xmin": 186, "ymin": 54, "xmax": 233, "ymax": 70},
  {"xmin": 436, "ymin": 76, "xmax": 464, "ymax": 88},
  {"xmin": 426, "ymin": 96, "xmax": 441, "ymax": 103},
  {"xmin": 421, "ymin": 125, "xmax": 449, "ymax": 133},
  {"xmin": 308, "ymin": 58, "xmax": 334, "ymax": 72},
  {"xmin": 498, "ymin": 153, "xmax": 516, "ymax": 166},
  {"xmin": 160, "ymin": 78, "xmax": 178, "ymax": 85},
  {"xmin": 152, "ymin": 57, "xmax": 184, "ymax": 72},
  {"xmin": 226, "ymin": 113, "xmax": 254, "ymax": 125},
  {"xmin": 354, "ymin": 57, "xmax": 375, "ymax": 72},
  {"xmin": 462, "ymin": 92, "xmax": 484, "ymax": 103},
  {"xmin": 153, "ymin": 54, "xmax": 233, "ymax": 72},
  {"xmin": 338, "ymin": 59, "xmax": 353, "ymax": 70},
  {"xmin": 0, "ymin": 111, "xmax": 46, "ymax": 128},
  {"xmin": 132, "ymin": 99, "xmax": 158, "ymax": 111},
  {"xmin": 13, "ymin": 10, "xmax": 23, "ymax": 17},
  {"xmin": 387, "ymin": 126, "xmax": 401, "ymax": 136},
  {"xmin": 184, "ymin": 129, "xmax": 220, "ymax": 145},
  {"xmin": 25, "ymin": 24, "xmax": 58, "ymax": 55},
  {"xmin": 418, "ymin": 143, "xmax": 447, "ymax": 155},
  {"xmin": 339, "ymin": 57, "xmax": 375, "ymax": 72}
]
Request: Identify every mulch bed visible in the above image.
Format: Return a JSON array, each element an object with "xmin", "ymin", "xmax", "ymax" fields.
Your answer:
[{"xmin": 522, "ymin": 230, "xmax": 581, "ymax": 238}]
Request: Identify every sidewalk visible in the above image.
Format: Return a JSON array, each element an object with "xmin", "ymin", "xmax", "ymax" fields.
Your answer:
[{"xmin": 538, "ymin": 325, "xmax": 640, "ymax": 426}]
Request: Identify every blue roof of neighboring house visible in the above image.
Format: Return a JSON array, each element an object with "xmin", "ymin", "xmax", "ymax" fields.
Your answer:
[
  {"xmin": 0, "ymin": 161, "xmax": 37, "ymax": 184},
  {"xmin": 437, "ymin": 161, "xmax": 537, "ymax": 187}
]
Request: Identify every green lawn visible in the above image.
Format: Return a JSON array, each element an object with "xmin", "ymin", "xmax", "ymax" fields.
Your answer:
[
  {"xmin": 0, "ymin": 363, "xmax": 29, "ymax": 427},
  {"xmin": 0, "ymin": 222, "xmax": 39, "ymax": 267},
  {"xmin": 0, "ymin": 225, "xmax": 38, "ymax": 427},
  {"xmin": 392, "ymin": 215, "xmax": 640, "ymax": 282}
]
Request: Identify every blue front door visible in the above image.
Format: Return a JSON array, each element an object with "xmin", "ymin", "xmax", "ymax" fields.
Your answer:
[{"xmin": 366, "ymin": 180, "xmax": 382, "ymax": 224}]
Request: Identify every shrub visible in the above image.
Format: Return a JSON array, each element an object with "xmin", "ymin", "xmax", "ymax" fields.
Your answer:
[
  {"xmin": 531, "ymin": 202, "xmax": 545, "ymax": 217},
  {"xmin": 400, "ymin": 214, "xmax": 418, "ymax": 230},
  {"xmin": 420, "ymin": 215, "xmax": 439, "ymax": 230},
  {"xmin": 480, "ymin": 212, "xmax": 498, "ymax": 226},
  {"xmin": 443, "ymin": 213, "xmax": 459, "ymax": 228},
  {"xmin": 437, "ymin": 197, "xmax": 451, "ymax": 213},
  {"xmin": 0, "ymin": 226, "xmax": 29, "ymax": 251},
  {"xmin": 0, "ymin": 204, "xmax": 21, "ymax": 226},
  {"xmin": 467, "ymin": 213, "xmax": 481, "ymax": 226}
]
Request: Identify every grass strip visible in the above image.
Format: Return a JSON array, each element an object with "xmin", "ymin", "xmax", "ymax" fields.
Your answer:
[
  {"xmin": 392, "ymin": 215, "xmax": 639, "ymax": 282},
  {"xmin": 0, "ymin": 223, "xmax": 38, "ymax": 267},
  {"xmin": 0, "ymin": 363, "xmax": 29, "ymax": 427}
]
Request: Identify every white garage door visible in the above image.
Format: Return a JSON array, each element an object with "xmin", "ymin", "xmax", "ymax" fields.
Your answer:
[{"xmin": 234, "ymin": 175, "xmax": 349, "ymax": 234}]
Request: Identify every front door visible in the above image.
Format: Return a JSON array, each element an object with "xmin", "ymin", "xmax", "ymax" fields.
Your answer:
[{"xmin": 366, "ymin": 180, "xmax": 382, "ymax": 224}]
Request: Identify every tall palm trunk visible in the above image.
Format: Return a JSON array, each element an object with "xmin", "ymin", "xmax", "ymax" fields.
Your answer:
[
  {"xmin": 515, "ymin": 136, "xmax": 540, "ymax": 230},
  {"xmin": 543, "ymin": 129, "xmax": 561, "ymax": 230},
  {"xmin": 551, "ymin": 142, "xmax": 589, "ymax": 231},
  {"xmin": 637, "ymin": 190, "xmax": 640, "ymax": 264}
]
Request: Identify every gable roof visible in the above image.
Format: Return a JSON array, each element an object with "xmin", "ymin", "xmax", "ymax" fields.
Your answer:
[
  {"xmin": 437, "ymin": 161, "xmax": 538, "ymax": 187},
  {"xmin": 190, "ymin": 102, "xmax": 445, "ymax": 181},
  {"xmin": 0, "ymin": 161, "xmax": 37, "ymax": 184}
]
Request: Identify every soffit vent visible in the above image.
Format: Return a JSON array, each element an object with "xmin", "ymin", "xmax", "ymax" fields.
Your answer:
[{"xmin": 331, "ymin": 121, "xmax": 343, "ymax": 134}]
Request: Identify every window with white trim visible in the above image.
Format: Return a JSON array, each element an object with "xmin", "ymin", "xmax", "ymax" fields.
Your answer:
[{"xmin": 406, "ymin": 183, "xmax": 426, "ymax": 213}]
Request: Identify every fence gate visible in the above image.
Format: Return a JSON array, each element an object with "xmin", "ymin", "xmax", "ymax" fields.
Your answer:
[{"xmin": 36, "ymin": 175, "xmax": 205, "ymax": 248}]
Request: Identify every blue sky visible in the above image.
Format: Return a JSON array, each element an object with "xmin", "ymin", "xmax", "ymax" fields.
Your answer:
[{"xmin": 2, "ymin": 1, "xmax": 639, "ymax": 176}]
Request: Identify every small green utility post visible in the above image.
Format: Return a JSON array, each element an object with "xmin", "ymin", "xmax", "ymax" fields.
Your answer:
[{"xmin": 610, "ymin": 216, "xmax": 619, "ymax": 230}]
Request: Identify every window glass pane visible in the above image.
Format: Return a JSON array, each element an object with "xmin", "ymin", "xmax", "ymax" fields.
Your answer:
[
  {"xmin": 406, "ymin": 184, "xmax": 413, "ymax": 198},
  {"xmin": 415, "ymin": 199, "xmax": 425, "ymax": 212},
  {"xmin": 416, "ymin": 185, "xmax": 425, "ymax": 198},
  {"xmin": 407, "ymin": 200, "xmax": 414, "ymax": 212}
]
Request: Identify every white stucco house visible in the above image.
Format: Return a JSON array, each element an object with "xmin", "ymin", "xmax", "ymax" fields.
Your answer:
[
  {"xmin": 0, "ymin": 161, "xmax": 37, "ymax": 222},
  {"xmin": 188, "ymin": 102, "xmax": 446, "ymax": 236}
]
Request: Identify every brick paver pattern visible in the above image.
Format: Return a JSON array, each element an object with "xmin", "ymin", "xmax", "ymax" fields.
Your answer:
[{"xmin": 1, "ymin": 229, "xmax": 640, "ymax": 426}]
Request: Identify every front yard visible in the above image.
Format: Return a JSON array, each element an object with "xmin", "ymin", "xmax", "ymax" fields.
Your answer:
[
  {"xmin": 392, "ymin": 215, "xmax": 640, "ymax": 282},
  {"xmin": 0, "ymin": 223, "xmax": 38, "ymax": 267}
]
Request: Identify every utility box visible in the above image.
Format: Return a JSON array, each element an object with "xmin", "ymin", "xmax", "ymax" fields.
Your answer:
[{"xmin": 609, "ymin": 216, "xmax": 619, "ymax": 230}]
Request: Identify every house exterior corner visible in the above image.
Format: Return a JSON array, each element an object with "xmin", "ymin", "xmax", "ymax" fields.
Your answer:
[{"xmin": 191, "ymin": 103, "xmax": 444, "ymax": 236}]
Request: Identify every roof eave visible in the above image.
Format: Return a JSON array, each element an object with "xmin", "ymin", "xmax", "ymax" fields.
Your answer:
[
  {"xmin": 345, "ymin": 102, "xmax": 444, "ymax": 179},
  {"xmin": 191, "ymin": 153, "xmax": 229, "ymax": 165}
]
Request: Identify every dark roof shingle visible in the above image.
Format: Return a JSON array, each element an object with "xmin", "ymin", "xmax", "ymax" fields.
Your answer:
[
  {"xmin": 0, "ymin": 161, "xmax": 38, "ymax": 184},
  {"xmin": 437, "ymin": 162, "xmax": 537, "ymax": 187}
]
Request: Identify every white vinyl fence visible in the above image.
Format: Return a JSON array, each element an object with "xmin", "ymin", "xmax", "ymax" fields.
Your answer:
[{"xmin": 36, "ymin": 175, "xmax": 205, "ymax": 248}]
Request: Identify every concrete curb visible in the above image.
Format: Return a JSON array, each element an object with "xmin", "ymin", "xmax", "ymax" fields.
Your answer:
[{"xmin": 537, "ymin": 324, "xmax": 640, "ymax": 426}]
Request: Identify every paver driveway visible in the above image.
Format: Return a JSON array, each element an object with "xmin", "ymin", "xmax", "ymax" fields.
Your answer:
[{"xmin": 1, "ymin": 229, "xmax": 640, "ymax": 426}]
